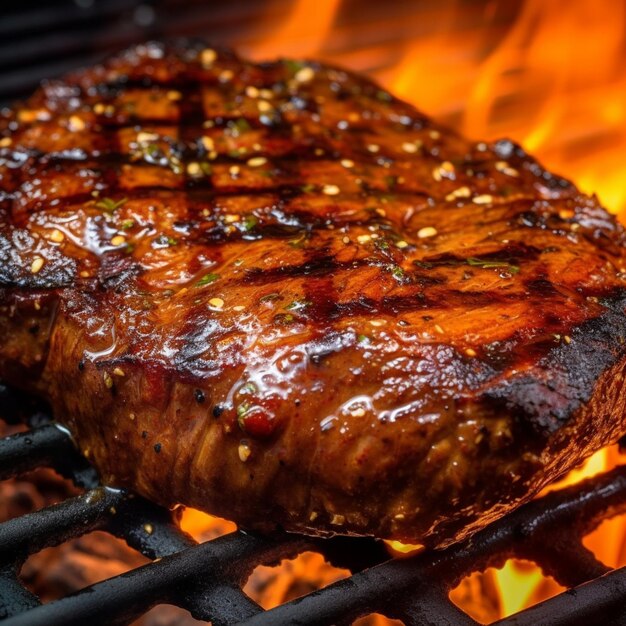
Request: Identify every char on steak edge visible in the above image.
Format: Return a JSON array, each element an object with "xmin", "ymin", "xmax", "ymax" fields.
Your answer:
[{"xmin": 1, "ymin": 41, "xmax": 625, "ymax": 547}]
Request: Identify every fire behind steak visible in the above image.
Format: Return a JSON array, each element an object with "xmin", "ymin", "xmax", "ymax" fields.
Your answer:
[{"xmin": 1, "ymin": 41, "xmax": 626, "ymax": 546}]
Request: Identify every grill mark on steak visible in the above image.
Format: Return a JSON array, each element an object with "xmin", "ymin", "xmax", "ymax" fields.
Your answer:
[
  {"xmin": 2, "ymin": 41, "xmax": 626, "ymax": 547},
  {"xmin": 4, "ymin": 137, "xmax": 531, "ymax": 184},
  {"xmin": 7, "ymin": 184, "xmax": 437, "ymax": 217},
  {"xmin": 6, "ymin": 148, "xmax": 498, "ymax": 174}
]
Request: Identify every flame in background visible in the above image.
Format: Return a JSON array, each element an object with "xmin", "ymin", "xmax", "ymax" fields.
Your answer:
[
  {"xmin": 251, "ymin": 0, "xmax": 342, "ymax": 59},
  {"xmin": 183, "ymin": 0, "xmax": 626, "ymax": 622},
  {"xmin": 388, "ymin": 0, "xmax": 626, "ymax": 216}
]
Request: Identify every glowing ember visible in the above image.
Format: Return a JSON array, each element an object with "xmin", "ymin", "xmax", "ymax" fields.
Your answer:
[{"xmin": 180, "ymin": 508, "xmax": 236, "ymax": 539}]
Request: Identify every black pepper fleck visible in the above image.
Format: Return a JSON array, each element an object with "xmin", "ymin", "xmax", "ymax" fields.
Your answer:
[
  {"xmin": 154, "ymin": 443, "xmax": 162, "ymax": 453},
  {"xmin": 194, "ymin": 389, "xmax": 206, "ymax": 404},
  {"xmin": 212, "ymin": 404, "xmax": 224, "ymax": 418},
  {"xmin": 78, "ymin": 360, "xmax": 85, "ymax": 371},
  {"xmin": 141, "ymin": 430, "xmax": 148, "ymax": 439}
]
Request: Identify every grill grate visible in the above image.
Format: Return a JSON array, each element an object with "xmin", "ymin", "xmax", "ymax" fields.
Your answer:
[
  {"xmin": 0, "ymin": 0, "xmax": 522, "ymax": 107},
  {"xmin": 0, "ymin": 384, "xmax": 625, "ymax": 626}
]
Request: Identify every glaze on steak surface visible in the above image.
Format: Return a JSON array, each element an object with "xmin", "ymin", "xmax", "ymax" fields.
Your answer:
[{"xmin": 2, "ymin": 42, "xmax": 626, "ymax": 546}]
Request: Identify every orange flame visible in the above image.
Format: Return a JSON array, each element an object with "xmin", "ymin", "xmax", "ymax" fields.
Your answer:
[
  {"xmin": 249, "ymin": 0, "xmax": 342, "ymax": 59},
  {"xmin": 390, "ymin": 0, "xmax": 626, "ymax": 215}
]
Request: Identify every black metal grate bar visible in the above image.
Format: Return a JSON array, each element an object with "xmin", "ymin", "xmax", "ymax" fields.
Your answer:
[{"xmin": 0, "ymin": 425, "xmax": 97, "ymax": 488}]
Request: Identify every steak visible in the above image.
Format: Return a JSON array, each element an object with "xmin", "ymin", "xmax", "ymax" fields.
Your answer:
[{"xmin": 1, "ymin": 41, "xmax": 626, "ymax": 546}]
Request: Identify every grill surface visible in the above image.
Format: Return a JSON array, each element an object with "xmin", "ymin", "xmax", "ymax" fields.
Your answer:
[{"xmin": 0, "ymin": 383, "xmax": 625, "ymax": 626}]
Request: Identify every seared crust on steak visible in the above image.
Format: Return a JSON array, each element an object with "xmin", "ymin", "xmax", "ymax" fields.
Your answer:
[{"xmin": 1, "ymin": 41, "xmax": 626, "ymax": 546}]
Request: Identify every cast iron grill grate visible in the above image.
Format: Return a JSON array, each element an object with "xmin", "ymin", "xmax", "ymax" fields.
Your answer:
[{"xmin": 0, "ymin": 384, "xmax": 625, "ymax": 626}]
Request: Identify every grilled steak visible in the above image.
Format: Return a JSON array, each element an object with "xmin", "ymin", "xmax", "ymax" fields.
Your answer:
[{"xmin": 1, "ymin": 41, "xmax": 626, "ymax": 546}]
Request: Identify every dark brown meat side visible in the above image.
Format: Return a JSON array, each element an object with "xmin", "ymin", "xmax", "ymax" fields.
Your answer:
[{"xmin": 1, "ymin": 41, "xmax": 626, "ymax": 546}]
